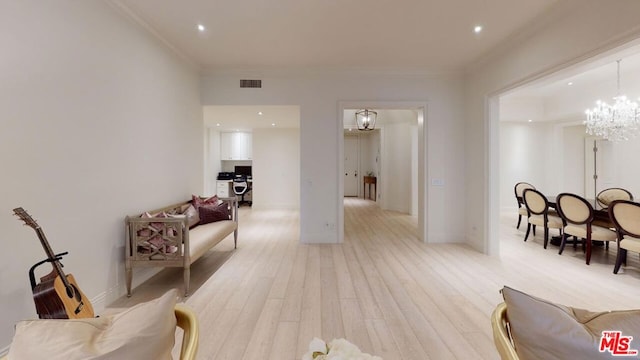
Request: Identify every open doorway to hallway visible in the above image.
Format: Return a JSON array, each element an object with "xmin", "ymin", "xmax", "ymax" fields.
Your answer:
[
  {"xmin": 343, "ymin": 108, "xmax": 419, "ymax": 213},
  {"xmin": 340, "ymin": 104, "xmax": 426, "ymax": 243}
]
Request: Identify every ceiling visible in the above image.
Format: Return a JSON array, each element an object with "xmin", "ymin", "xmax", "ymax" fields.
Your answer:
[
  {"xmin": 203, "ymin": 106, "xmax": 417, "ymax": 132},
  {"xmin": 500, "ymin": 41, "xmax": 640, "ymax": 123},
  {"xmin": 112, "ymin": 0, "xmax": 640, "ymax": 127},
  {"xmin": 114, "ymin": 0, "xmax": 559, "ymax": 72},
  {"xmin": 203, "ymin": 105, "xmax": 300, "ymax": 131}
]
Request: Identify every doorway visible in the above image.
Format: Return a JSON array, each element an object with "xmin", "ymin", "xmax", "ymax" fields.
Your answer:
[
  {"xmin": 202, "ymin": 105, "xmax": 301, "ymax": 210},
  {"xmin": 344, "ymin": 135, "xmax": 359, "ymax": 197},
  {"xmin": 338, "ymin": 101, "xmax": 428, "ymax": 243}
]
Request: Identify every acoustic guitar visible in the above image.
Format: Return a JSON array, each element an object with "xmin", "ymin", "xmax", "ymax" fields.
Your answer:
[{"xmin": 13, "ymin": 207, "xmax": 94, "ymax": 319}]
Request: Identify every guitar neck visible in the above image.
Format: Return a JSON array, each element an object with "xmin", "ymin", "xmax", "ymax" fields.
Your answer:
[{"xmin": 34, "ymin": 227, "xmax": 71, "ymax": 289}]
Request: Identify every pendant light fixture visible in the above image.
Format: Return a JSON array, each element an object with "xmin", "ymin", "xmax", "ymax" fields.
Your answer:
[{"xmin": 355, "ymin": 109, "xmax": 377, "ymax": 131}]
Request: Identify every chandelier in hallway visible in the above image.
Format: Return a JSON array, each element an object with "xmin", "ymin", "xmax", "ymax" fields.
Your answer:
[
  {"xmin": 355, "ymin": 109, "xmax": 377, "ymax": 131},
  {"xmin": 584, "ymin": 59, "xmax": 640, "ymax": 141}
]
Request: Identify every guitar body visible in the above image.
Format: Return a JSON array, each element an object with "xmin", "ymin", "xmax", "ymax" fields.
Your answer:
[
  {"xmin": 33, "ymin": 273, "xmax": 95, "ymax": 319},
  {"xmin": 14, "ymin": 207, "xmax": 95, "ymax": 319}
]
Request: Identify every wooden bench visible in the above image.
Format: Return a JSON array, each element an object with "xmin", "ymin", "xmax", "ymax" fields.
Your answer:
[{"xmin": 125, "ymin": 197, "xmax": 238, "ymax": 296}]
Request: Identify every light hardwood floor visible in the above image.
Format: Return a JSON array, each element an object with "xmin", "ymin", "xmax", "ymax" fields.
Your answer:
[{"xmin": 109, "ymin": 198, "xmax": 640, "ymax": 360}]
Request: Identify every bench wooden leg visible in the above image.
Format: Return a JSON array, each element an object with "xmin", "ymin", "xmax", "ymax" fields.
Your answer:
[
  {"xmin": 234, "ymin": 229, "xmax": 238, "ymax": 249},
  {"xmin": 126, "ymin": 266, "xmax": 133, "ymax": 297},
  {"xmin": 184, "ymin": 267, "xmax": 190, "ymax": 297}
]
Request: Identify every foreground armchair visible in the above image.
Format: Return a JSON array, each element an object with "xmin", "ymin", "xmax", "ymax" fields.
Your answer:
[
  {"xmin": 3, "ymin": 289, "xmax": 198, "ymax": 360},
  {"xmin": 491, "ymin": 302, "xmax": 519, "ymax": 360},
  {"xmin": 492, "ymin": 286, "xmax": 640, "ymax": 360}
]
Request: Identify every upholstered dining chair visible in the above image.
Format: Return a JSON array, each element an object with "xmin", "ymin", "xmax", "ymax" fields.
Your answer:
[
  {"xmin": 597, "ymin": 187, "xmax": 633, "ymax": 209},
  {"xmin": 555, "ymin": 193, "xmax": 617, "ymax": 265},
  {"xmin": 609, "ymin": 200, "xmax": 640, "ymax": 274},
  {"xmin": 514, "ymin": 182, "xmax": 535, "ymax": 229},
  {"xmin": 522, "ymin": 188, "xmax": 563, "ymax": 249}
]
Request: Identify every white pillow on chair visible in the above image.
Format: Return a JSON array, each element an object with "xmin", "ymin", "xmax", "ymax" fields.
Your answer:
[{"xmin": 7, "ymin": 289, "xmax": 178, "ymax": 360}]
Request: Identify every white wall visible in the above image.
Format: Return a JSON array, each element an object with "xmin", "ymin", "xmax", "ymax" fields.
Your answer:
[
  {"xmin": 381, "ymin": 123, "xmax": 413, "ymax": 214},
  {"xmin": 359, "ymin": 133, "xmax": 377, "ymax": 180},
  {"xmin": 0, "ymin": 1, "xmax": 201, "ymax": 350},
  {"xmin": 358, "ymin": 131, "xmax": 381, "ymax": 200},
  {"xmin": 201, "ymin": 71, "xmax": 465, "ymax": 243},
  {"xmin": 465, "ymin": 0, "xmax": 640, "ymax": 254},
  {"xmin": 612, "ymin": 139, "xmax": 640, "ymax": 198},
  {"xmin": 562, "ymin": 124, "xmax": 588, "ymax": 195},
  {"xmin": 206, "ymin": 129, "xmax": 222, "ymax": 196},
  {"xmin": 252, "ymin": 128, "xmax": 300, "ymax": 210},
  {"xmin": 499, "ymin": 121, "xmax": 555, "ymax": 209}
]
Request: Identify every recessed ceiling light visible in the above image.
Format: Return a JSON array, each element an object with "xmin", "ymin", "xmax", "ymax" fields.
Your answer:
[
  {"xmin": 197, "ymin": 24, "xmax": 205, "ymax": 32},
  {"xmin": 271, "ymin": 123, "xmax": 276, "ymax": 127},
  {"xmin": 567, "ymin": 82, "xmax": 573, "ymax": 86},
  {"xmin": 528, "ymin": 119, "xmax": 533, "ymax": 123},
  {"xmin": 216, "ymin": 123, "xmax": 220, "ymax": 127},
  {"xmin": 474, "ymin": 25, "xmax": 483, "ymax": 34},
  {"xmin": 258, "ymin": 111, "xmax": 263, "ymax": 116},
  {"xmin": 348, "ymin": 128, "xmax": 352, "ymax": 132}
]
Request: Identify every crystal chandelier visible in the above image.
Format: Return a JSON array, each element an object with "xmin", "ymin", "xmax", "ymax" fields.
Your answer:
[
  {"xmin": 584, "ymin": 59, "xmax": 640, "ymax": 141},
  {"xmin": 355, "ymin": 109, "xmax": 377, "ymax": 131}
]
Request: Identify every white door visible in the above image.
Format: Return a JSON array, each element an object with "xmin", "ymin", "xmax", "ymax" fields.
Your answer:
[
  {"xmin": 585, "ymin": 138, "xmax": 614, "ymax": 199},
  {"xmin": 344, "ymin": 136, "xmax": 359, "ymax": 197}
]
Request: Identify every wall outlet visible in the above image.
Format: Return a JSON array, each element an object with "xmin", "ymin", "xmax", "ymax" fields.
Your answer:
[{"xmin": 431, "ymin": 178, "xmax": 445, "ymax": 186}]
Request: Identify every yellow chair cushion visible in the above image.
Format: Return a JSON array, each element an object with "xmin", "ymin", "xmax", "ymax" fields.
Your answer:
[
  {"xmin": 621, "ymin": 237, "xmax": 640, "ymax": 253},
  {"xmin": 7, "ymin": 289, "xmax": 178, "ymax": 360},
  {"xmin": 563, "ymin": 224, "xmax": 617, "ymax": 241},
  {"xmin": 528, "ymin": 215, "xmax": 563, "ymax": 229}
]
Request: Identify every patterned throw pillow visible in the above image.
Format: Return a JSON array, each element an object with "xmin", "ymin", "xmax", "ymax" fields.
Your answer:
[
  {"xmin": 138, "ymin": 212, "xmax": 178, "ymax": 254},
  {"xmin": 181, "ymin": 204, "xmax": 200, "ymax": 228},
  {"xmin": 191, "ymin": 194, "xmax": 219, "ymax": 209},
  {"xmin": 198, "ymin": 203, "xmax": 230, "ymax": 225}
]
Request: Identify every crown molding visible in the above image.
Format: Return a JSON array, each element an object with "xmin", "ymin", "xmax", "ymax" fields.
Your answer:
[{"xmin": 104, "ymin": 0, "xmax": 200, "ymax": 71}]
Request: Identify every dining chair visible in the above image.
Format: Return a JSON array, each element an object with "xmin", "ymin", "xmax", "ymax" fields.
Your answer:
[
  {"xmin": 609, "ymin": 200, "xmax": 640, "ymax": 274},
  {"xmin": 522, "ymin": 188, "xmax": 563, "ymax": 249},
  {"xmin": 555, "ymin": 193, "xmax": 617, "ymax": 265},
  {"xmin": 514, "ymin": 182, "xmax": 535, "ymax": 229},
  {"xmin": 596, "ymin": 187, "xmax": 633, "ymax": 209}
]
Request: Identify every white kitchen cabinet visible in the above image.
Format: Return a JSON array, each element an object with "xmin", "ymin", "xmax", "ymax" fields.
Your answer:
[{"xmin": 220, "ymin": 132, "xmax": 252, "ymax": 160}]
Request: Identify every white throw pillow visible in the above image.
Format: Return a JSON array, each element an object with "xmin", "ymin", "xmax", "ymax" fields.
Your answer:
[{"xmin": 7, "ymin": 289, "xmax": 178, "ymax": 360}]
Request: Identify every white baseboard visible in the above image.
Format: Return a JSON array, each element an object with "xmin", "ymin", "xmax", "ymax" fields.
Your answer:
[
  {"xmin": 0, "ymin": 345, "xmax": 8, "ymax": 357},
  {"xmin": 92, "ymin": 267, "xmax": 162, "ymax": 311}
]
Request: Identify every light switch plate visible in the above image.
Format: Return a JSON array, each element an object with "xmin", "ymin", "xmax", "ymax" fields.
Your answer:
[{"xmin": 431, "ymin": 178, "xmax": 445, "ymax": 186}]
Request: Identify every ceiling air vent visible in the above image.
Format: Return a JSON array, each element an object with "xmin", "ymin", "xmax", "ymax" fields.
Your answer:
[{"xmin": 240, "ymin": 79, "xmax": 262, "ymax": 88}]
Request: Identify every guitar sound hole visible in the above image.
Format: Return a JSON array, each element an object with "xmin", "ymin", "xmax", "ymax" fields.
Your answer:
[{"xmin": 66, "ymin": 284, "xmax": 81, "ymax": 301}]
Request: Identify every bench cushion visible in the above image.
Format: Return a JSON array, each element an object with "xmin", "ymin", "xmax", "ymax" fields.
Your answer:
[{"xmin": 189, "ymin": 220, "xmax": 237, "ymax": 260}]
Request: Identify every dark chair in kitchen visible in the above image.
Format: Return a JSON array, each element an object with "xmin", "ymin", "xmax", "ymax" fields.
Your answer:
[{"xmin": 233, "ymin": 176, "xmax": 251, "ymax": 206}]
